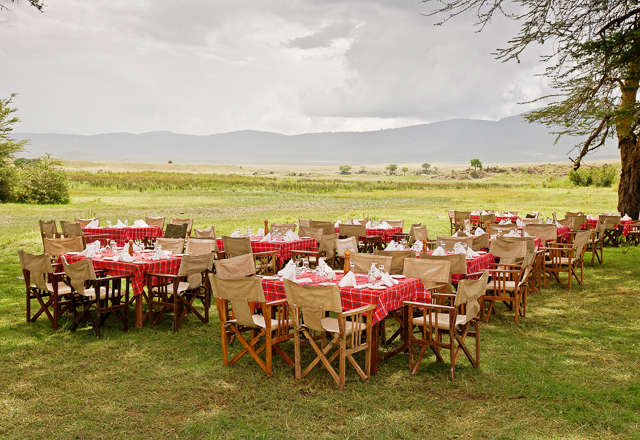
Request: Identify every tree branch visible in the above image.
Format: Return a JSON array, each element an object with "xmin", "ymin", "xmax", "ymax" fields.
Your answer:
[{"xmin": 569, "ymin": 115, "xmax": 611, "ymax": 169}]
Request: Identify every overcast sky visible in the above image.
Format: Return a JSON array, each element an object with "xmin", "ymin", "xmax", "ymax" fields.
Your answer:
[{"xmin": 1, "ymin": 0, "xmax": 552, "ymax": 136}]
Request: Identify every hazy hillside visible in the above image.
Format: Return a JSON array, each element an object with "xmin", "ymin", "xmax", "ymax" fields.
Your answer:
[{"xmin": 13, "ymin": 115, "xmax": 619, "ymax": 165}]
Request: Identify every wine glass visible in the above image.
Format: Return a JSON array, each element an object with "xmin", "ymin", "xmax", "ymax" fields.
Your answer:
[
  {"xmin": 106, "ymin": 220, "xmax": 112, "ymax": 228},
  {"xmin": 124, "ymin": 219, "xmax": 128, "ymax": 227},
  {"xmin": 302, "ymin": 258, "xmax": 310, "ymax": 272}
]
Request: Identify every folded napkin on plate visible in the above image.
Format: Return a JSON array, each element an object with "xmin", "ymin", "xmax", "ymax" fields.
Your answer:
[
  {"xmin": 230, "ymin": 230, "xmax": 240, "ymax": 238},
  {"xmin": 334, "ymin": 220, "xmax": 342, "ymax": 227},
  {"xmin": 471, "ymin": 209, "xmax": 480, "ymax": 215},
  {"xmin": 278, "ymin": 260, "xmax": 297, "ymax": 281},
  {"xmin": 111, "ymin": 219, "xmax": 126, "ymax": 228},
  {"xmin": 379, "ymin": 221, "xmax": 392, "ymax": 229},
  {"xmin": 118, "ymin": 251, "xmax": 134, "ymax": 262},
  {"xmin": 338, "ymin": 271, "xmax": 357, "ymax": 288},
  {"xmin": 257, "ymin": 228, "xmax": 265, "ymax": 237},
  {"xmin": 622, "ymin": 214, "xmax": 631, "ymax": 220},
  {"xmin": 385, "ymin": 240, "xmax": 398, "ymax": 251},
  {"xmin": 133, "ymin": 219, "xmax": 149, "ymax": 228},
  {"xmin": 284, "ymin": 230, "xmax": 299, "ymax": 242},
  {"xmin": 432, "ymin": 246, "xmax": 446, "ymax": 256},
  {"xmin": 466, "ymin": 247, "xmax": 480, "ymax": 258},
  {"xmin": 474, "ymin": 227, "xmax": 485, "ymax": 236},
  {"xmin": 516, "ymin": 219, "xmax": 524, "ymax": 228},
  {"xmin": 410, "ymin": 240, "xmax": 423, "ymax": 252},
  {"xmin": 498, "ymin": 219, "xmax": 512, "ymax": 225},
  {"xmin": 153, "ymin": 248, "xmax": 170, "ymax": 260},
  {"xmin": 317, "ymin": 258, "xmax": 336, "ymax": 280},
  {"xmin": 506, "ymin": 229, "xmax": 520, "ymax": 237},
  {"xmin": 260, "ymin": 233, "xmax": 271, "ymax": 242},
  {"xmin": 481, "ymin": 210, "xmax": 488, "ymax": 215},
  {"xmin": 79, "ymin": 242, "xmax": 99, "ymax": 257},
  {"xmin": 380, "ymin": 272, "xmax": 397, "ymax": 287},
  {"xmin": 453, "ymin": 242, "xmax": 467, "ymax": 254},
  {"xmin": 586, "ymin": 214, "xmax": 594, "ymax": 220},
  {"xmin": 546, "ymin": 217, "xmax": 554, "ymax": 225},
  {"xmin": 85, "ymin": 219, "xmax": 99, "ymax": 228}
]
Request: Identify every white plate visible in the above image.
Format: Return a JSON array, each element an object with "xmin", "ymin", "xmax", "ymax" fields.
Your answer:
[
  {"xmin": 476, "ymin": 251, "xmax": 487, "ymax": 254},
  {"xmin": 260, "ymin": 276, "xmax": 280, "ymax": 280},
  {"xmin": 334, "ymin": 270, "xmax": 344, "ymax": 273},
  {"xmin": 368, "ymin": 285, "xmax": 387, "ymax": 290},
  {"xmin": 390, "ymin": 275, "xmax": 405, "ymax": 279},
  {"xmin": 318, "ymin": 282, "xmax": 336, "ymax": 286},
  {"xmin": 66, "ymin": 252, "xmax": 81, "ymax": 255}
]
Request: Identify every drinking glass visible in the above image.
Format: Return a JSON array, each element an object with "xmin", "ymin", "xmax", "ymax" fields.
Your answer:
[
  {"xmin": 378, "ymin": 264, "xmax": 385, "ymax": 278},
  {"xmin": 302, "ymin": 258, "xmax": 310, "ymax": 271},
  {"xmin": 124, "ymin": 219, "xmax": 128, "ymax": 227},
  {"xmin": 106, "ymin": 220, "xmax": 112, "ymax": 228},
  {"xmin": 247, "ymin": 227, "xmax": 252, "ymax": 236}
]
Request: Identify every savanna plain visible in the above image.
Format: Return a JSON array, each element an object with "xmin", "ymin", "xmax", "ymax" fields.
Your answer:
[{"xmin": 1, "ymin": 163, "xmax": 638, "ymax": 439}]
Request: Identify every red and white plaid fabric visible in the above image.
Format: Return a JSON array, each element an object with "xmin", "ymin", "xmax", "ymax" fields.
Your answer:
[
  {"xmin": 82, "ymin": 226, "xmax": 164, "ymax": 246},
  {"xmin": 216, "ymin": 237, "xmax": 317, "ymax": 264},
  {"xmin": 260, "ymin": 272, "xmax": 428, "ymax": 324},
  {"xmin": 420, "ymin": 251, "xmax": 495, "ymax": 284},
  {"xmin": 334, "ymin": 227, "xmax": 403, "ymax": 243},
  {"xmin": 470, "ymin": 214, "xmax": 519, "ymax": 223},
  {"xmin": 585, "ymin": 218, "xmax": 632, "ymax": 236},
  {"xmin": 61, "ymin": 252, "xmax": 181, "ymax": 296}
]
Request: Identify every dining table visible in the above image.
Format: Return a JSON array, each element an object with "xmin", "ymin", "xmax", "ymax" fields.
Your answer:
[
  {"xmin": 216, "ymin": 236, "xmax": 317, "ymax": 267},
  {"xmin": 82, "ymin": 226, "xmax": 164, "ymax": 247},
  {"xmin": 419, "ymin": 250, "xmax": 495, "ymax": 283},
  {"xmin": 334, "ymin": 226, "xmax": 403, "ymax": 243},
  {"xmin": 584, "ymin": 217, "xmax": 633, "ymax": 236},
  {"xmin": 259, "ymin": 270, "xmax": 430, "ymax": 375},
  {"xmin": 61, "ymin": 251, "xmax": 182, "ymax": 328},
  {"xmin": 471, "ymin": 213, "xmax": 519, "ymax": 224}
]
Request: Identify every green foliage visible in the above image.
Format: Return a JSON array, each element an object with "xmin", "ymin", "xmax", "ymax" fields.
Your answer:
[
  {"xmin": 470, "ymin": 158, "xmax": 482, "ymax": 171},
  {"xmin": 338, "ymin": 164, "xmax": 352, "ymax": 174},
  {"xmin": 386, "ymin": 163, "xmax": 397, "ymax": 174},
  {"xmin": 358, "ymin": 165, "xmax": 367, "ymax": 174},
  {"xmin": 0, "ymin": 93, "xmax": 27, "ymax": 202},
  {"xmin": 13, "ymin": 157, "xmax": 40, "ymax": 167},
  {"xmin": 421, "ymin": 162, "xmax": 432, "ymax": 174},
  {"xmin": 401, "ymin": 166, "xmax": 409, "ymax": 175},
  {"xmin": 14, "ymin": 154, "xmax": 70, "ymax": 204},
  {"xmin": 568, "ymin": 163, "xmax": 618, "ymax": 187}
]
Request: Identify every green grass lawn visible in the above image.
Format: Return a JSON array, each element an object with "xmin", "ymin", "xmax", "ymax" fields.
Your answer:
[{"xmin": 1, "ymin": 181, "xmax": 638, "ymax": 439}]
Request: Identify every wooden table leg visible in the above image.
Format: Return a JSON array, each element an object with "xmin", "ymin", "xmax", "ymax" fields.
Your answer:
[
  {"xmin": 370, "ymin": 322, "xmax": 379, "ymax": 376},
  {"xmin": 135, "ymin": 295, "xmax": 144, "ymax": 328}
]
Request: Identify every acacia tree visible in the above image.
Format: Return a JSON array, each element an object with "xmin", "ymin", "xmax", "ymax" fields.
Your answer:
[
  {"xmin": 0, "ymin": 94, "xmax": 26, "ymax": 201},
  {"xmin": 424, "ymin": 0, "xmax": 640, "ymax": 217}
]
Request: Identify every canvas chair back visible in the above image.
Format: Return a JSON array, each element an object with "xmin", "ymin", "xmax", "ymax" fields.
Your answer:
[
  {"xmin": 171, "ymin": 218, "xmax": 193, "ymax": 235},
  {"xmin": 455, "ymin": 271, "xmax": 489, "ymax": 324},
  {"xmin": 350, "ymin": 254, "xmax": 392, "ymax": 274},
  {"xmin": 18, "ymin": 250, "xmax": 53, "ymax": 291},
  {"xmin": 453, "ymin": 230, "xmax": 468, "ymax": 237},
  {"xmin": 339, "ymin": 224, "xmax": 366, "ymax": 238},
  {"xmin": 60, "ymin": 221, "xmax": 83, "ymax": 237},
  {"xmin": 209, "ymin": 275, "xmax": 265, "ymax": 327},
  {"xmin": 61, "ymin": 257, "xmax": 96, "ymax": 296},
  {"xmin": 155, "ymin": 238, "xmax": 185, "ymax": 254},
  {"xmin": 75, "ymin": 217, "xmax": 98, "ymax": 227},
  {"xmin": 419, "ymin": 253, "xmax": 467, "ymax": 275},
  {"xmin": 39, "ymin": 220, "xmax": 59, "ymax": 239},
  {"xmin": 145, "ymin": 216, "xmax": 166, "ymax": 229},
  {"xmin": 382, "ymin": 219, "xmax": 404, "ymax": 229},
  {"xmin": 319, "ymin": 233, "xmax": 337, "ymax": 256},
  {"xmin": 472, "ymin": 233, "xmax": 490, "ymax": 251},
  {"xmin": 309, "ymin": 220, "xmax": 335, "ymax": 236},
  {"xmin": 599, "ymin": 214, "xmax": 620, "ymax": 230},
  {"xmin": 410, "ymin": 225, "xmax": 428, "ymax": 244},
  {"xmin": 496, "ymin": 236, "xmax": 536, "ymax": 253},
  {"xmin": 194, "ymin": 225, "xmax": 216, "ymax": 239},
  {"xmin": 566, "ymin": 211, "xmax": 584, "ymax": 217},
  {"xmin": 185, "ymin": 238, "xmax": 217, "ymax": 255},
  {"xmin": 271, "ymin": 223, "xmax": 297, "ymax": 234},
  {"xmin": 283, "ymin": 279, "xmax": 342, "ymax": 333},
  {"xmin": 336, "ymin": 236, "xmax": 358, "ymax": 257},
  {"xmin": 44, "ymin": 236, "xmax": 84, "ymax": 257},
  {"xmin": 298, "ymin": 225, "xmax": 324, "ymax": 244},
  {"xmin": 489, "ymin": 239, "xmax": 528, "ymax": 265},
  {"xmin": 479, "ymin": 213, "xmax": 496, "ymax": 224},
  {"xmin": 436, "ymin": 235, "xmax": 473, "ymax": 252},
  {"xmin": 556, "ymin": 216, "xmax": 578, "ymax": 230},
  {"xmin": 373, "ymin": 249, "xmax": 415, "ymax": 275},
  {"xmin": 453, "ymin": 211, "xmax": 471, "ymax": 230},
  {"xmin": 492, "ymin": 224, "xmax": 518, "ymax": 235},
  {"xmin": 592, "ymin": 219, "xmax": 606, "ymax": 237},
  {"xmin": 178, "ymin": 254, "xmax": 213, "ymax": 290},
  {"xmin": 522, "ymin": 218, "xmax": 542, "ymax": 225},
  {"xmin": 572, "ymin": 215, "xmax": 587, "ymax": 230},
  {"xmin": 214, "ymin": 254, "xmax": 256, "ymax": 279},
  {"xmin": 222, "ymin": 236, "xmax": 252, "ymax": 258},
  {"xmin": 572, "ymin": 231, "xmax": 591, "ymax": 258},
  {"xmin": 403, "ymin": 258, "xmax": 451, "ymax": 289},
  {"xmin": 525, "ymin": 212, "xmax": 539, "ymax": 218},
  {"xmin": 165, "ymin": 223, "xmax": 188, "ymax": 238},
  {"xmin": 523, "ymin": 224, "xmax": 557, "ymax": 244},
  {"xmin": 298, "ymin": 219, "xmax": 311, "ymax": 227}
]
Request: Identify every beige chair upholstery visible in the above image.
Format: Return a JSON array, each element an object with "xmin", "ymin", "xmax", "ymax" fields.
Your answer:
[
  {"xmin": 194, "ymin": 225, "xmax": 216, "ymax": 239},
  {"xmin": 214, "ymin": 254, "xmax": 256, "ymax": 279},
  {"xmin": 373, "ymin": 250, "xmax": 416, "ymax": 275},
  {"xmin": 436, "ymin": 236, "xmax": 473, "ymax": 252},
  {"xmin": 185, "ymin": 237, "xmax": 217, "ymax": 256},
  {"xmin": 349, "ymin": 254, "xmax": 392, "ymax": 274},
  {"xmin": 523, "ymin": 224, "xmax": 557, "ymax": 246},
  {"xmin": 75, "ymin": 217, "xmax": 98, "ymax": 227},
  {"xmin": 145, "ymin": 216, "xmax": 166, "ymax": 229},
  {"xmin": 221, "ymin": 236, "xmax": 252, "ymax": 258},
  {"xmin": 43, "ymin": 236, "xmax": 85, "ymax": 257},
  {"xmin": 155, "ymin": 238, "xmax": 185, "ymax": 254},
  {"xmin": 171, "ymin": 218, "xmax": 194, "ymax": 236}
]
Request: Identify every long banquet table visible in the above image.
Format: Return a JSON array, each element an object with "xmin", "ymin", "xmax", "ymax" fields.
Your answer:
[
  {"xmin": 335, "ymin": 226, "xmax": 403, "ymax": 243},
  {"xmin": 61, "ymin": 252, "xmax": 182, "ymax": 328},
  {"xmin": 82, "ymin": 226, "xmax": 164, "ymax": 246},
  {"xmin": 216, "ymin": 236, "xmax": 317, "ymax": 266},
  {"xmin": 259, "ymin": 270, "xmax": 429, "ymax": 375}
]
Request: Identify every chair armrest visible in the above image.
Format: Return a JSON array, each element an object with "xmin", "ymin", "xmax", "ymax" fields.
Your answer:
[
  {"xmin": 342, "ymin": 304, "xmax": 377, "ymax": 317},
  {"xmin": 144, "ymin": 272, "xmax": 178, "ymax": 279},
  {"xmin": 95, "ymin": 274, "xmax": 132, "ymax": 282},
  {"xmin": 266, "ymin": 299, "xmax": 289, "ymax": 307},
  {"xmin": 403, "ymin": 300, "xmax": 455, "ymax": 312}
]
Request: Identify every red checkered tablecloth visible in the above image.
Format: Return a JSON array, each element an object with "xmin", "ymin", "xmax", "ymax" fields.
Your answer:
[
  {"xmin": 420, "ymin": 251, "xmax": 495, "ymax": 284},
  {"xmin": 585, "ymin": 218, "xmax": 632, "ymax": 236},
  {"xmin": 260, "ymin": 272, "xmax": 428, "ymax": 324},
  {"xmin": 83, "ymin": 226, "xmax": 164, "ymax": 246},
  {"xmin": 470, "ymin": 214, "xmax": 519, "ymax": 223},
  {"xmin": 335, "ymin": 227, "xmax": 403, "ymax": 243},
  {"xmin": 217, "ymin": 237, "xmax": 317, "ymax": 264},
  {"xmin": 61, "ymin": 252, "xmax": 181, "ymax": 296}
]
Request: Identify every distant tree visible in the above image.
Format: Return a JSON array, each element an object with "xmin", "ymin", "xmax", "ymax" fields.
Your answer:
[
  {"xmin": 0, "ymin": 0, "xmax": 44, "ymax": 12},
  {"xmin": 401, "ymin": 166, "xmax": 409, "ymax": 175},
  {"xmin": 358, "ymin": 165, "xmax": 367, "ymax": 174},
  {"xmin": 421, "ymin": 163, "xmax": 431, "ymax": 174},
  {"xmin": 168, "ymin": 160, "xmax": 173, "ymax": 164},
  {"xmin": 470, "ymin": 159, "xmax": 483, "ymax": 171},
  {"xmin": 339, "ymin": 164, "xmax": 352, "ymax": 174},
  {"xmin": 386, "ymin": 164, "xmax": 398, "ymax": 175},
  {"xmin": 433, "ymin": 166, "xmax": 440, "ymax": 174},
  {"xmin": 15, "ymin": 153, "xmax": 69, "ymax": 204},
  {"xmin": 0, "ymin": 93, "xmax": 27, "ymax": 201}
]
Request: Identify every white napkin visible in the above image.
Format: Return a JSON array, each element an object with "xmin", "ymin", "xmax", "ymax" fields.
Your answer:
[
  {"xmin": 118, "ymin": 250, "xmax": 134, "ymax": 262},
  {"xmin": 587, "ymin": 214, "xmax": 594, "ymax": 220},
  {"xmin": 352, "ymin": 219, "xmax": 360, "ymax": 225},
  {"xmin": 410, "ymin": 240, "xmax": 423, "ymax": 252},
  {"xmin": 379, "ymin": 272, "xmax": 397, "ymax": 287},
  {"xmin": 622, "ymin": 214, "xmax": 631, "ymax": 220},
  {"xmin": 516, "ymin": 219, "xmax": 524, "ymax": 228},
  {"xmin": 471, "ymin": 209, "xmax": 480, "ymax": 215},
  {"xmin": 134, "ymin": 219, "xmax": 149, "ymax": 228},
  {"xmin": 317, "ymin": 258, "xmax": 336, "ymax": 280},
  {"xmin": 432, "ymin": 246, "xmax": 446, "ymax": 256},
  {"xmin": 284, "ymin": 230, "xmax": 299, "ymax": 242},
  {"xmin": 85, "ymin": 219, "xmax": 99, "ymax": 228},
  {"xmin": 338, "ymin": 271, "xmax": 357, "ymax": 288},
  {"xmin": 111, "ymin": 219, "xmax": 126, "ymax": 228},
  {"xmin": 260, "ymin": 233, "xmax": 271, "ymax": 242},
  {"xmin": 385, "ymin": 240, "xmax": 398, "ymax": 251},
  {"xmin": 466, "ymin": 247, "xmax": 480, "ymax": 258},
  {"xmin": 365, "ymin": 220, "xmax": 372, "ymax": 228},
  {"xmin": 334, "ymin": 220, "xmax": 342, "ymax": 227},
  {"xmin": 230, "ymin": 230, "xmax": 240, "ymax": 238},
  {"xmin": 481, "ymin": 210, "xmax": 488, "ymax": 215},
  {"xmin": 546, "ymin": 218, "xmax": 554, "ymax": 224},
  {"xmin": 153, "ymin": 248, "xmax": 170, "ymax": 260},
  {"xmin": 555, "ymin": 221, "xmax": 563, "ymax": 228},
  {"xmin": 523, "ymin": 231, "xmax": 531, "ymax": 237},
  {"xmin": 277, "ymin": 260, "xmax": 297, "ymax": 281},
  {"xmin": 79, "ymin": 243, "xmax": 97, "ymax": 257},
  {"xmin": 257, "ymin": 228, "xmax": 265, "ymax": 237},
  {"xmin": 453, "ymin": 242, "xmax": 466, "ymax": 254},
  {"xmin": 380, "ymin": 221, "xmax": 392, "ymax": 229},
  {"xmin": 474, "ymin": 227, "xmax": 485, "ymax": 236},
  {"xmin": 506, "ymin": 229, "xmax": 520, "ymax": 237}
]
